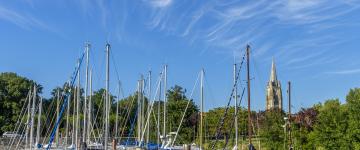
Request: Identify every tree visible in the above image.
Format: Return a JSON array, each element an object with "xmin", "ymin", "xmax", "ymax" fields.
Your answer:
[
  {"xmin": 167, "ymin": 85, "xmax": 198, "ymax": 144},
  {"xmin": 346, "ymin": 88, "xmax": 360, "ymax": 149},
  {"xmin": 258, "ymin": 109, "xmax": 285, "ymax": 150},
  {"xmin": 292, "ymin": 107, "xmax": 318, "ymax": 149},
  {"xmin": 0, "ymin": 72, "xmax": 42, "ymax": 134},
  {"xmin": 308, "ymin": 99, "xmax": 349, "ymax": 149}
]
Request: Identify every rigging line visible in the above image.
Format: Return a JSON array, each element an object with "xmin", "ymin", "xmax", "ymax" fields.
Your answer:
[
  {"xmin": 15, "ymin": 120, "xmax": 28, "ymax": 149},
  {"xmin": 90, "ymin": 89, "xmax": 106, "ymax": 140},
  {"xmin": 41, "ymin": 95, "xmax": 58, "ymax": 144},
  {"xmin": 222, "ymin": 88, "xmax": 245, "ymax": 150},
  {"xmin": 46, "ymin": 52, "xmax": 85, "ymax": 150},
  {"xmin": 110, "ymin": 50, "xmax": 122, "ymax": 83},
  {"xmin": 88, "ymin": 47, "xmax": 100, "ymax": 90},
  {"xmin": 204, "ymin": 72, "xmax": 217, "ymax": 110},
  {"xmin": 119, "ymin": 88, "xmax": 138, "ymax": 141},
  {"xmin": 42, "ymin": 91, "xmax": 66, "ymax": 145},
  {"xmin": 126, "ymin": 106, "xmax": 139, "ymax": 146},
  {"xmin": 12, "ymin": 105, "xmax": 28, "ymax": 149},
  {"xmin": 92, "ymin": 49, "xmax": 106, "ymax": 92},
  {"xmin": 250, "ymin": 49, "xmax": 266, "ymax": 93},
  {"xmin": 171, "ymin": 71, "xmax": 201, "ymax": 146},
  {"xmin": 210, "ymin": 52, "xmax": 246, "ymax": 149},
  {"xmin": 139, "ymin": 71, "xmax": 164, "ymax": 145},
  {"xmin": 8, "ymin": 89, "xmax": 31, "ymax": 149}
]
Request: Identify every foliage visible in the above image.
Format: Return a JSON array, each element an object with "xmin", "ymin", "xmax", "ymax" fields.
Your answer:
[
  {"xmin": 346, "ymin": 88, "xmax": 360, "ymax": 149},
  {"xmin": 258, "ymin": 109, "xmax": 285, "ymax": 150},
  {"xmin": 307, "ymin": 99, "xmax": 349, "ymax": 149},
  {"xmin": 167, "ymin": 85, "xmax": 198, "ymax": 144},
  {"xmin": 3, "ymin": 72, "xmax": 360, "ymax": 149},
  {"xmin": 0, "ymin": 72, "xmax": 42, "ymax": 134}
]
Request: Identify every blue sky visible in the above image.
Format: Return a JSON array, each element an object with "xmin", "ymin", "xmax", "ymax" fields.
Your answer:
[{"xmin": 1, "ymin": 0, "xmax": 360, "ymax": 112}]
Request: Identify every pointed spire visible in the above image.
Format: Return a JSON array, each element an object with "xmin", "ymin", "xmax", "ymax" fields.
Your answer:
[{"xmin": 270, "ymin": 58, "xmax": 277, "ymax": 82}]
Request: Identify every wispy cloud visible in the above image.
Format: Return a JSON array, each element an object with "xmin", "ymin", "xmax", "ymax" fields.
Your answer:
[
  {"xmin": 141, "ymin": 0, "xmax": 360, "ymax": 69},
  {"xmin": 149, "ymin": 0, "xmax": 172, "ymax": 8},
  {"xmin": 326, "ymin": 68, "xmax": 360, "ymax": 75},
  {"xmin": 74, "ymin": 0, "xmax": 111, "ymax": 34},
  {"xmin": 0, "ymin": 5, "xmax": 49, "ymax": 30}
]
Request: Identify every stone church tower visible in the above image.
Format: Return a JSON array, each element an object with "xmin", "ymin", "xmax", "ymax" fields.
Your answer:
[{"xmin": 266, "ymin": 59, "xmax": 283, "ymax": 110}]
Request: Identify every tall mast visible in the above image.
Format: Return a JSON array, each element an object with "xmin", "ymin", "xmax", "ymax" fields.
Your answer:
[
  {"xmin": 36, "ymin": 97, "xmax": 43, "ymax": 146},
  {"xmin": 288, "ymin": 81, "xmax": 292, "ymax": 149},
  {"xmin": 75, "ymin": 60, "xmax": 81, "ymax": 148},
  {"xmin": 163, "ymin": 65, "xmax": 167, "ymax": 138},
  {"xmin": 29, "ymin": 84, "xmax": 36, "ymax": 150},
  {"xmin": 72, "ymin": 86, "xmax": 76, "ymax": 146},
  {"xmin": 157, "ymin": 72, "xmax": 162, "ymax": 147},
  {"xmin": 115, "ymin": 81, "xmax": 120, "ymax": 139},
  {"xmin": 104, "ymin": 43, "xmax": 110, "ymax": 150},
  {"xmin": 65, "ymin": 81, "xmax": 71, "ymax": 147},
  {"xmin": 246, "ymin": 44, "xmax": 252, "ymax": 145},
  {"xmin": 146, "ymin": 71, "xmax": 151, "ymax": 144},
  {"xmin": 137, "ymin": 80, "xmax": 142, "ymax": 143},
  {"xmin": 200, "ymin": 69, "xmax": 204, "ymax": 149},
  {"xmin": 114, "ymin": 81, "xmax": 120, "ymax": 139},
  {"xmin": 25, "ymin": 87, "xmax": 31, "ymax": 148},
  {"xmin": 56, "ymin": 89, "xmax": 60, "ymax": 146},
  {"xmin": 87, "ymin": 69, "xmax": 93, "ymax": 143},
  {"xmin": 234, "ymin": 63, "xmax": 238, "ymax": 149},
  {"xmin": 83, "ymin": 42, "xmax": 90, "ymax": 143},
  {"xmin": 141, "ymin": 76, "xmax": 145, "ymax": 143}
]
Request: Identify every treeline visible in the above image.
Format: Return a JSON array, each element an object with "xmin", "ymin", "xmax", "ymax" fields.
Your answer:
[{"xmin": 1, "ymin": 72, "xmax": 360, "ymax": 149}]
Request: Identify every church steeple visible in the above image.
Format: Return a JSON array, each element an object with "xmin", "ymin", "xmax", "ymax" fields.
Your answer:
[
  {"xmin": 270, "ymin": 58, "xmax": 277, "ymax": 82},
  {"xmin": 266, "ymin": 58, "xmax": 283, "ymax": 110}
]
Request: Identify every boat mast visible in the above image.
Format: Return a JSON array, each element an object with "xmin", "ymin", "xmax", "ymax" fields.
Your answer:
[
  {"xmin": 75, "ymin": 60, "xmax": 81, "ymax": 148},
  {"xmin": 65, "ymin": 81, "xmax": 71, "ymax": 147},
  {"xmin": 287, "ymin": 81, "xmax": 292, "ymax": 149},
  {"xmin": 200, "ymin": 69, "xmax": 204, "ymax": 149},
  {"xmin": 36, "ymin": 97, "xmax": 42, "ymax": 147},
  {"xmin": 163, "ymin": 65, "xmax": 167, "ymax": 138},
  {"xmin": 157, "ymin": 72, "xmax": 162, "ymax": 147},
  {"xmin": 141, "ymin": 77, "xmax": 145, "ymax": 144},
  {"xmin": 115, "ymin": 81, "xmax": 120, "ymax": 139},
  {"xmin": 246, "ymin": 44, "xmax": 252, "ymax": 146},
  {"xmin": 29, "ymin": 84, "xmax": 36, "ymax": 150},
  {"xmin": 146, "ymin": 71, "xmax": 151, "ymax": 144},
  {"xmin": 72, "ymin": 86, "xmax": 76, "ymax": 146},
  {"xmin": 104, "ymin": 43, "xmax": 110, "ymax": 150},
  {"xmin": 137, "ymin": 80, "xmax": 142, "ymax": 143},
  {"xmin": 234, "ymin": 63, "xmax": 238, "ymax": 149},
  {"xmin": 87, "ymin": 69, "xmax": 93, "ymax": 143},
  {"xmin": 83, "ymin": 42, "xmax": 90, "ymax": 143},
  {"xmin": 25, "ymin": 87, "xmax": 32, "ymax": 148},
  {"xmin": 56, "ymin": 89, "xmax": 60, "ymax": 146}
]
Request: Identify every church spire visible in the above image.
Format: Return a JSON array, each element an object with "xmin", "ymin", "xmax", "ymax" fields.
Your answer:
[
  {"xmin": 266, "ymin": 57, "xmax": 283, "ymax": 110},
  {"xmin": 270, "ymin": 58, "xmax": 277, "ymax": 82}
]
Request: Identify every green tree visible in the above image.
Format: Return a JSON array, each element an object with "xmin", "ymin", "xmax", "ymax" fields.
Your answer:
[
  {"xmin": 167, "ymin": 85, "xmax": 198, "ymax": 144},
  {"xmin": 0, "ymin": 72, "xmax": 42, "ymax": 134},
  {"xmin": 346, "ymin": 88, "xmax": 360, "ymax": 149},
  {"xmin": 258, "ymin": 109, "xmax": 285, "ymax": 150},
  {"xmin": 308, "ymin": 99, "xmax": 349, "ymax": 149}
]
